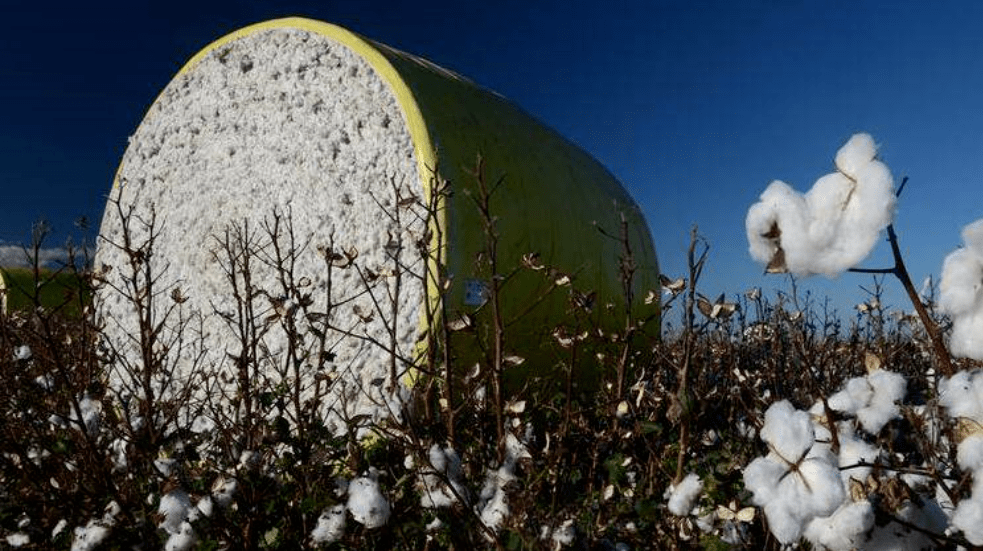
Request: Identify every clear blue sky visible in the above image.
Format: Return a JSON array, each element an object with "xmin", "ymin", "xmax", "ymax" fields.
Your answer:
[{"xmin": 3, "ymin": 0, "xmax": 982, "ymax": 319}]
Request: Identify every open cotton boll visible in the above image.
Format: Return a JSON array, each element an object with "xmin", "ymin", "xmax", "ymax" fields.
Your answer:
[
  {"xmin": 746, "ymin": 181, "xmax": 812, "ymax": 272},
  {"xmin": 311, "ymin": 505, "xmax": 346, "ymax": 544},
  {"xmin": 940, "ymin": 247, "xmax": 983, "ymax": 317},
  {"xmin": 958, "ymin": 434, "xmax": 983, "ymax": 473},
  {"xmin": 744, "ymin": 447, "xmax": 845, "ymax": 544},
  {"xmin": 347, "ymin": 476, "xmax": 390, "ymax": 529},
  {"xmin": 833, "ymin": 133, "xmax": 878, "ymax": 179},
  {"xmin": 158, "ymin": 489, "xmax": 194, "ymax": 535},
  {"xmin": 745, "ymin": 133, "xmax": 895, "ymax": 278},
  {"xmin": 828, "ymin": 370, "xmax": 905, "ymax": 434},
  {"xmin": 804, "ymin": 499, "xmax": 875, "ymax": 551},
  {"xmin": 760, "ymin": 400, "xmax": 816, "ymax": 462},
  {"xmin": 953, "ymin": 497, "xmax": 983, "ymax": 545},
  {"xmin": 939, "ymin": 370, "xmax": 983, "ymax": 423},
  {"xmin": 667, "ymin": 473, "xmax": 703, "ymax": 516},
  {"xmin": 419, "ymin": 444, "xmax": 467, "ymax": 508},
  {"xmin": 838, "ymin": 430, "xmax": 879, "ymax": 486},
  {"xmin": 940, "ymin": 221, "xmax": 983, "ymax": 359}
]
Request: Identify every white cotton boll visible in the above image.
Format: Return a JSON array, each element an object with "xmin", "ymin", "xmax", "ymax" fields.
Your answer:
[
  {"xmin": 940, "ymin": 370, "xmax": 983, "ymax": 422},
  {"xmin": 347, "ymin": 476, "xmax": 390, "ymax": 529},
  {"xmin": 953, "ymin": 497, "xmax": 983, "ymax": 545},
  {"xmin": 958, "ymin": 434, "xmax": 983, "ymax": 473},
  {"xmin": 746, "ymin": 181, "xmax": 812, "ymax": 272},
  {"xmin": 828, "ymin": 377, "xmax": 872, "ymax": 415},
  {"xmin": 744, "ymin": 449, "xmax": 845, "ymax": 544},
  {"xmin": 940, "ymin": 247, "xmax": 983, "ymax": 317},
  {"xmin": 858, "ymin": 370, "xmax": 905, "ymax": 434},
  {"xmin": 794, "ymin": 459, "xmax": 847, "ymax": 517},
  {"xmin": 6, "ymin": 533, "xmax": 29, "ymax": 547},
  {"xmin": 158, "ymin": 489, "xmax": 193, "ymax": 534},
  {"xmin": 744, "ymin": 455, "xmax": 787, "ymax": 506},
  {"xmin": 834, "ymin": 133, "xmax": 878, "ymax": 179},
  {"xmin": 746, "ymin": 133, "xmax": 895, "ymax": 278},
  {"xmin": 805, "ymin": 172, "xmax": 855, "ymax": 248},
  {"xmin": 940, "ymin": 220, "xmax": 983, "ymax": 359},
  {"xmin": 14, "ymin": 345, "xmax": 32, "ymax": 361},
  {"xmin": 838, "ymin": 430, "xmax": 878, "ymax": 485},
  {"xmin": 804, "ymin": 499, "xmax": 874, "ymax": 551},
  {"xmin": 667, "ymin": 473, "xmax": 703, "ymax": 516},
  {"xmin": 762, "ymin": 496, "xmax": 806, "ymax": 544},
  {"xmin": 420, "ymin": 444, "xmax": 467, "ymax": 508},
  {"xmin": 196, "ymin": 496, "xmax": 214, "ymax": 518},
  {"xmin": 949, "ymin": 308, "xmax": 983, "ymax": 361},
  {"xmin": 760, "ymin": 400, "xmax": 815, "ymax": 462},
  {"xmin": 71, "ymin": 521, "xmax": 110, "ymax": 551},
  {"xmin": 963, "ymin": 218, "xmax": 983, "ymax": 257},
  {"xmin": 164, "ymin": 522, "xmax": 196, "ymax": 551},
  {"xmin": 551, "ymin": 518, "xmax": 576, "ymax": 547},
  {"xmin": 311, "ymin": 505, "xmax": 346, "ymax": 544}
]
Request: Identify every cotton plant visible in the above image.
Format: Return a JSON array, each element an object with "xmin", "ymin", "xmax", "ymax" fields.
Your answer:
[
  {"xmin": 666, "ymin": 473, "xmax": 703, "ymax": 516},
  {"xmin": 743, "ymin": 400, "xmax": 846, "ymax": 544},
  {"xmin": 939, "ymin": 218, "xmax": 983, "ymax": 360},
  {"xmin": 940, "ymin": 370, "xmax": 983, "ymax": 545},
  {"xmin": 746, "ymin": 133, "xmax": 896, "ymax": 277}
]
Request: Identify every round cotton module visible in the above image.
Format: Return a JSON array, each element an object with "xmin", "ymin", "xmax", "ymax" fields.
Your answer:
[{"xmin": 95, "ymin": 18, "xmax": 659, "ymax": 436}]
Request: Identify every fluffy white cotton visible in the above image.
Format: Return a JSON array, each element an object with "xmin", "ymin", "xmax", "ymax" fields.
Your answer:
[
  {"xmin": 6, "ymin": 533, "xmax": 29, "ymax": 547},
  {"xmin": 71, "ymin": 521, "xmax": 110, "ymax": 551},
  {"xmin": 940, "ymin": 219, "xmax": 983, "ymax": 359},
  {"xmin": 744, "ymin": 401, "xmax": 846, "ymax": 544},
  {"xmin": 837, "ymin": 429, "xmax": 879, "ymax": 487},
  {"xmin": 419, "ymin": 444, "xmax": 467, "ymax": 508},
  {"xmin": 760, "ymin": 400, "xmax": 815, "ymax": 462},
  {"xmin": 158, "ymin": 489, "xmax": 194, "ymax": 535},
  {"xmin": 164, "ymin": 522, "xmax": 197, "ymax": 551},
  {"xmin": 828, "ymin": 370, "xmax": 905, "ymax": 434},
  {"xmin": 939, "ymin": 370, "xmax": 983, "ymax": 423},
  {"xmin": 667, "ymin": 473, "xmax": 703, "ymax": 516},
  {"xmin": 953, "ymin": 498, "xmax": 983, "ymax": 545},
  {"xmin": 804, "ymin": 499, "xmax": 875, "ymax": 551},
  {"xmin": 311, "ymin": 504, "xmax": 346, "ymax": 544},
  {"xmin": 959, "ymin": 434, "xmax": 983, "ymax": 473},
  {"xmin": 551, "ymin": 518, "xmax": 576, "ymax": 547},
  {"xmin": 347, "ymin": 476, "xmax": 390, "ymax": 529},
  {"xmin": 13, "ymin": 345, "xmax": 31, "ymax": 361},
  {"xmin": 746, "ymin": 133, "xmax": 895, "ymax": 277}
]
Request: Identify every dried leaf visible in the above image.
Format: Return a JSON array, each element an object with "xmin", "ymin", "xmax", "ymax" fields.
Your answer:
[
  {"xmin": 765, "ymin": 246, "xmax": 788, "ymax": 274},
  {"xmin": 659, "ymin": 274, "xmax": 686, "ymax": 294},
  {"xmin": 503, "ymin": 355, "xmax": 525, "ymax": 367},
  {"xmin": 864, "ymin": 352, "xmax": 881, "ymax": 373},
  {"xmin": 446, "ymin": 313, "xmax": 473, "ymax": 332}
]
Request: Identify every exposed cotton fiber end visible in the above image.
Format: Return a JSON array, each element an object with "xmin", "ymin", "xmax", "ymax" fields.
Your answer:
[
  {"xmin": 96, "ymin": 28, "xmax": 425, "ymax": 436},
  {"xmin": 347, "ymin": 475, "xmax": 390, "ymax": 529},
  {"xmin": 804, "ymin": 499, "xmax": 874, "ymax": 551},
  {"xmin": 667, "ymin": 473, "xmax": 703, "ymax": 516},
  {"xmin": 746, "ymin": 133, "xmax": 895, "ymax": 277},
  {"xmin": 940, "ymin": 219, "xmax": 983, "ymax": 359}
]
